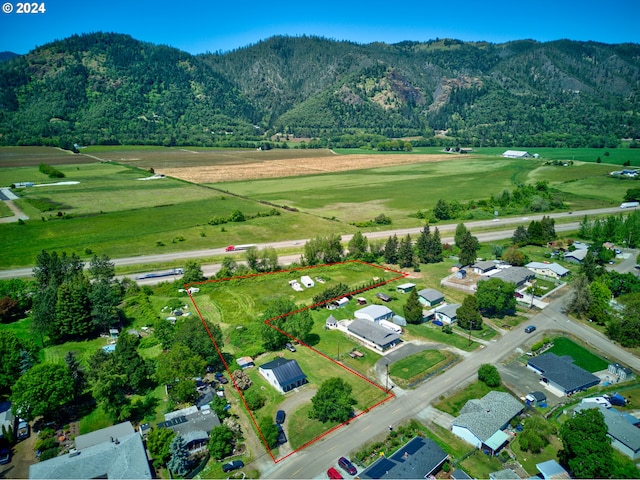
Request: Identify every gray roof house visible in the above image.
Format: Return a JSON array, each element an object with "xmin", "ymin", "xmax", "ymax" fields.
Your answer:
[
  {"xmin": 434, "ymin": 303, "xmax": 461, "ymax": 325},
  {"xmin": 574, "ymin": 403, "xmax": 640, "ymax": 460},
  {"xmin": 451, "ymin": 391, "xmax": 523, "ymax": 453},
  {"xmin": 258, "ymin": 358, "xmax": 307, "ymax": 393},
  {"xmin": 563, "ymin": 249, "xmax": 588, "ymax": 263},
  {"xmin": 355, "ymin": 305, "xmax": 394, "ymax": 323},
  {"xmin": 29, "ymin": 422, "xmax": 152, "ymax": 479},
  {"xmin": 481, "ymin": 266, "xmax": 535, "ymax": 287},
  {"xmin": 471, "ymin": 260, "xmax": 498, "ymax": 274},
  {"xmin": 347, "ymin": 318, "xmax": 401, "ymax": 351},
  {"xmin": 526, "ymin": 262, "xmax": 570, "ymax": 279},
  {"xmin": 418, "ymin": 288, "xmax": 445, "ymax": 307},
  {"xmin": 536, "ymin": 459, "xmax": 571, "ymax": 479},
  {"xmin": 157, "ymin": 405, "xmax": 221, "ymax": 452},
  {"xmin": 527, "ymin": 352, "xmax": 600, "ymax": 395},
  {"xmin": 359, "ymin": 436, "xmax": 448, "ymax": 479}
]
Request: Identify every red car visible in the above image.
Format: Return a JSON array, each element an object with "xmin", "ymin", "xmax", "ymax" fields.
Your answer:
[{"xmin": 327, "ymin": 467, "xmax": 343, "ymax": 479}]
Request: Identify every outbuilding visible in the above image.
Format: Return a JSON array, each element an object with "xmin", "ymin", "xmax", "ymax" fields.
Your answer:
[
  {"xmin": 259, "ymin": 358, "xmax": 308, "ymax": 393},
  {"xmin": 355, "ymin": 304, "xmax": 394, "ymax": 323}
]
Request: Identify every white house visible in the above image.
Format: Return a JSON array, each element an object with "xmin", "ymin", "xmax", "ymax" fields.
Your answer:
[
  {"xmin": 258, "ymin": 358, "xmax": 307, "ymax": 393},
  {"xmin": 434, "ymin": 303, "xmax": 460, "ymax": 325},
  {"xmin": 525, "ymin": 261, "xmax": 570, "ymax": 279},
  {"xmin": 354, "ymin": 304, "xmax": 394, "ymax": 323}
]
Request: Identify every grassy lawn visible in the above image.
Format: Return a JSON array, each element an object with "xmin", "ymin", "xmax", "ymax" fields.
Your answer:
[
  {"xmin": 547, "ymin": 336, "xmax": 609, "ymax": 372},
  {"xmin": 434, "ymin": 381, "xmax": 506, "ymax": 416},
  {"xmin": 404, "ymin": 323, "xmax": 481, "ymax": 352},
  {"xmin": 509, "ymin": 435, "xmax": 564, "ymax": 476},
  {"xmin": 389, "ymin": 349, "xmax": 457, "ymax": 388}
]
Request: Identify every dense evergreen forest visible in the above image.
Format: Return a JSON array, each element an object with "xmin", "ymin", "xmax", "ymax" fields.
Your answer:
[{"xmin": 0, "ymin": 33, "xmax": 638, "ymax": 148}]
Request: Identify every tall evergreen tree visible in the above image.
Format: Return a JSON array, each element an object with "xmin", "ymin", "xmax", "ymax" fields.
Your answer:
[
  {"xmin": 168, "ymin": 435, "xmax": 191, "ymax": 476},
  {"xmin": 457, "ymin": 295, "xmax": 482, "ymax": 330},
  {"xmin": 397, "ymin": 234, "xmax": 414, "ymax": 268},
  {"xmin": 403, "ymin": 288, "xmax": 423, "ymax": 324},
  {"xmin": 426, "ymin": 227, "xmax": 443, "ymax": 263},
  {"xmin": 64, "ymin": 351, "xmax": 86, "ymax": 404},
  {"xmin": 454, "ymin": 223, "xmax": 470, "ymax": 248},
  {"xmin": 52, "ymin": 277, "xmax": 93, "ymax": 343},
  {"xmin": 383, "ymin": 234, "xmax": 399, "ymax": 264},
  {"xmin": 458, "ymin": 231, "xmax": 479, "ymax": 266},
  {"xmin": 415, "ymin": 225, "xmax": 430, "ymax": 263}
]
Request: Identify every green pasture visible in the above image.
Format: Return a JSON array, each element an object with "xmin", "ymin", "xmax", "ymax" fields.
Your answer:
[
  {"xmin": 389, "ymin": 349, "xmax": 455, "ymax": 388},
  {"xmin": 213, "ymin": 157, "xmax": 539, "ymax": 226},
  {"xmin": 0, "ymin": 146, "xmax": 636, "ymax": 268},
  {"xmin": 547, "ymin": 336, "xmax": 608, "ymax": 372}
]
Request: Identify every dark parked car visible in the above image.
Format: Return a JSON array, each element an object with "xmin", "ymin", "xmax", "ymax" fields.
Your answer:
[
  {"xmin": 285, "ymin": 342, "xmax": 296, "ymax": 352},
  {"xmin": 214, "ymin": 372, "xmax": 228, "ymax": 384},
  {"xmin": 222, "ymin": 460, "xmax": 244, "ymax": 472},
  {"xmin": 338, "ymin": 457, "xmax": 357, "ymax": 476},
  {"xmin": 524, "ymin": 325, "xmax": 536, "ymax": 333},
  {"xmin": 0, "ymin": 447, "xmax": 10, "ymax": 465},
  {"xmin": 276, "ymin": 424, "xmax": 287, "ymax": 445},
  {"xmin": 275, "ymin": 410, "xmax": 286, "ymax": 424},
  {"xmin": 16, "ymin": 419, "xmax": 29, "ymax": 441}
]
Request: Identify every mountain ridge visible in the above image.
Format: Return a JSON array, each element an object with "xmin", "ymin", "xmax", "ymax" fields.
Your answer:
[{"xmin": 0, "ymin": 32, "xmax": 638, "ymax": 147}]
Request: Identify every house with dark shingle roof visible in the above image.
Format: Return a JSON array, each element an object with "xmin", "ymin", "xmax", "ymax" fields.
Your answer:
[
  {"xmin": 359, "ymin": 436, "xmax": 448, "ymax": 479},
  {"xmin": 451, "ymin": 391, "xmax": 523, "ymax": 453},
  {"xmin": 157, "ymin": 405, "xmax": 221, "ymax": 453},
  {"xmin": 29, "ymin": 422, "xmax": 152, "ymax": 479},
  {"xmin": 574, "ymin": 403, "xmax": 640, "ymax": 460},
  {"xmin": 471, "ymin": 260, "xmax": 499, "ymax": 275},
  {"xmin": 527, "ymin": 352, "xmax": 600, "ymax": 395},
  {"xmin": 347, "ymin": 318, "xmax": 401, "ymax": 351},
  {"xmin": 258, "ymin": 358, "xmax": 307, "ymax": 393}
]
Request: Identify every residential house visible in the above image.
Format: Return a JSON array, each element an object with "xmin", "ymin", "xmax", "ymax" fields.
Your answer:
[
  {"xmin": 29, "ymin": 421, "xmax": 152, "ymax": 479},
  {"xmin": 451, "ymin": 391, "xmax": 523, "ymax": 454},
  {"xmin": 355, "ymin": 305, "xmax": 394, "ymax": 323},
  {"xmin": 481, "ymin": 266, "xmax": 535, "ymax": 288},
  {"xmin": 434, "ymin": 303, "xmax": 460, "ymax": 325},
  {"xmin": 525, "ymin": 262, "xmax": 570, "ymax": 279},
  {"xmin": 527, "ymin": 352, "xmax": 600, "ymax": 395},
  {"xmin": 396, "ymin": 283, "xmax": 416, "ymax": 294},
  {"xmin": 574, "ymin": 403, "xmax": 640, "ymax": 460},
  {"xmin": 563, "ymin": 249, "xmax": 588, "ymax": 264},
  {"xmin": 451, "ymin": 469, "xmax": 473, "ymax": 480},
  {"xmin": 536, "ymin": 460, "xmax": 571, "ymax": 479},
  {"xmin": 258, "ymin": 358, "xmax": 307, "ymax": 393},
  {"xmin": 502, "ymin": 150, "xmax": 532, "ymax": 158},
  {"xmin": 347, "ymin": 318, "xmax": 401, "ymax": 351},
  {"xmin": 418, "ymin": 288, "xmax": 444, "ymax": 307},
  {"xmin": 359, "ymin": 436, "xmax": 448, "ymax": 479},
  {"xmin": 471, "ymin": 260, "xmax": 498, "ymax": 275}
]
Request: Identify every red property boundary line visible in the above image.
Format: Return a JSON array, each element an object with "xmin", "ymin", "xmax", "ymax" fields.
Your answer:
[{"xmin": 185, "ymin": 260, "xmax": 408, "ymax": 464}]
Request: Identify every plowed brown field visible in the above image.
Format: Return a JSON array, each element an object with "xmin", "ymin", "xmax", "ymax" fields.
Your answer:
[{"xmin": 160, "ymin": 153, "xmax": 464, "ymax": 183}]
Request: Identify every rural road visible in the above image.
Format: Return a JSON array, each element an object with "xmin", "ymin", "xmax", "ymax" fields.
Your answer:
[{"xmin": 0, "ymin": 206, "xmax": 631, "ymax": 280}]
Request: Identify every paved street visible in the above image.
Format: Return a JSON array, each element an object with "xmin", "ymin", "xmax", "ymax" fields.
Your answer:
[{"xmin": 260, "ymin": 287, "xmax": 640, "ymax": 479}]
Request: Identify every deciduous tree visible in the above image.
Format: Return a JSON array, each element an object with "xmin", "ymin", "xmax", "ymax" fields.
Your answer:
[
  {"xmin": 309, "ymin": 377, "xmax": 357, "ymax": 424},
  {"xmin": 11, "ymin": 363, "xmax": 74, "ymax": 421},
  {"xmin": 475, "ymin": 278, "xmax": 516, "ymax": 317}
]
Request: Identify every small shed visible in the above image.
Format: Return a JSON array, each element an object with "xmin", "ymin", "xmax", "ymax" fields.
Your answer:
[
  {"xmin": 396, "ymin": 283, "xmax": 416, "ymax": 294},
  {"xmin": 333, "ymin": 297, "xmax": 349, "ymax": 308},
  {"xmin": 418, "ymin": 288, "xmax": 444, "ymax": 307},
  {"xmin": 455, "ymin": 269, "xmax": 467, "ymax": 279},
  {"xmin": 525, "ymin": 391, "xmax": 547, "ymax": 407},
  {"xmin": 109, "ymin": 328, "xmax": 119, "ymax": 339},
  {"xmin": 392, "ymin": 315, "xmax": 407, "ymax": 326},
  {"xmin": 236, "ymin": 356, "xmax": 255, "ymax": 369},
  {"xmin": 326, "ymin": 315, "xmax": 338, "ymax": 329},
  {"xmin": 301, "ymin": 275, "xmax": 315, "ymax": 288}
]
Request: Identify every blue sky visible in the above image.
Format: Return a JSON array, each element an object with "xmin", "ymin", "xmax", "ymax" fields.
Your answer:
[{"xmin": 0, "ymin": 0, "xmax": 638, "ymax": 55}]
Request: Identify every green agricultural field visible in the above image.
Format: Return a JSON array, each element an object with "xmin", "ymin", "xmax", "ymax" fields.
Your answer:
[
  {"xmin": 547, "ymin": 336, "xmax": 609, "ymax": 372},
  {"xmin": 1, "ymin": 146, "xmax": 637, "ymax": 269}
]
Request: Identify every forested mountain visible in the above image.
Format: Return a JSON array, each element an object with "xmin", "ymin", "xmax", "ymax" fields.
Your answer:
[{"xmin": 0, "ymin": 33, "xmax": 639, "ymax": 147}]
